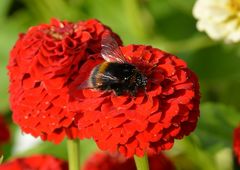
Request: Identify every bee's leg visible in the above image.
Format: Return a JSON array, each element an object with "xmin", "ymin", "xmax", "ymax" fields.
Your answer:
[
  {"xmin": 113, "ymin": 88, "xmax": 123, "ymax": 96},
  {"xmin": 129, "ymin": 86, "xmax": 137, "ymax": 97},
  {"xmin": 130, "ymin": 90, "xmax": 136, "ymax": 97},
  {"xmin": 143, "ymin": 86, "xmax": 147, "ymax": 97},
  {"xmin": 98, "ymin": 84, "xmax": 111, "ymax": 91}
]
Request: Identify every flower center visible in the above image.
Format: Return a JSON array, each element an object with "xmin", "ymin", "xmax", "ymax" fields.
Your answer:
[
  {"xmin": 47, "ymin": 23, "xmax": 76, "ymax": 40},
  {"xmin": 230, "ymin": 0, "xmax": 240, "ymax": 12}
]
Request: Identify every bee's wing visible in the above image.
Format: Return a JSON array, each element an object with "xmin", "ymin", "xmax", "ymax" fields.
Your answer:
[
  {"xmin": 78, "ymin": 72, "xmax": 120, "ymax": 90},
  {"xmin": 77, "ymin": 78, "xmax": 94, "ymax": 89},
  {"xmin": 98, "ymin": 73, "xmax": 120, "ymax": 83},
  {"xmin": 101, "ymin": 33, "xmax": 126, "ymax": 63}
]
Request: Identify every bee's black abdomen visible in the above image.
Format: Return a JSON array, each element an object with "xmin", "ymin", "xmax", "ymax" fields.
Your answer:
[
  {"xmin": 104, "ymin": 63, "xmax": 135, "ymax": 79},
  {"xmin": 89, "ymin": 62, "xmax": 147, "ymax": 96}
]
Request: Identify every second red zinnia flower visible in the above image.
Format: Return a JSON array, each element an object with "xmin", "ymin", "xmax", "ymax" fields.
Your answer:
[{"xmin": 8, "ymin": 19, "xmax": 122, "ymax": 143}]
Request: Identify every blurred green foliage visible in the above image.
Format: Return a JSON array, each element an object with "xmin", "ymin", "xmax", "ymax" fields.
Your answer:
[{"xmin": 1, "ymin": 0, "xmax": 240, "ymax": 170}]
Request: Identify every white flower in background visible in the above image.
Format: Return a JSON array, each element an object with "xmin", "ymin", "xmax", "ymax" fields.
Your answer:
[
  {"xmin": 193, "ymin": 0, "xmax": 240, "ymax": 43},
  {"xmin": 12, "ymin": 129, "xmax": 41, "ymax": 154}
]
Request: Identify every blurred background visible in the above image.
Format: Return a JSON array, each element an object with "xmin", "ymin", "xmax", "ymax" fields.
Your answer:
[{"xmin": 1, "ymin": 0, "xmax": 240, "ymax": 169}]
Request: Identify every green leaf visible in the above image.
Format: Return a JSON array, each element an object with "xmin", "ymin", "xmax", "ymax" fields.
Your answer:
[
  {"xmin": 185, "ymin": 44, "xmax": 240, "ymax": 82},
  {"xmin": 79, "ymin": 139, "xmax": 99, "ymax": 164},
  {"xmin": 84, "ymin": 0, "xmax": 127, "ymax": 39},
  {"xmin": 122, "ymin": 0, "xmax": 150, "ymax": 40},
  {"xmin": 169, "ymin": 102, "xmax": 238, "ymax": 170},
  {"xmin": 169, "ymin": 135, "xmax": 216, "ymax": 170},
  {"xmin": 0, "ymin": 0, "xmax": 12, "ymax": 22},
  {"xmin": 168, "ymin": 0, "xmax": 196, "ymax": 16},
  {"xmin": 196, "ymin": 102, "xmax": 240, "ymax": 148}
]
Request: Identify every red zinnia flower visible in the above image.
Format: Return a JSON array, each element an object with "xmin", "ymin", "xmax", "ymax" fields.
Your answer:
[
  {"xmin": 82, "ymin": 152, "xmax": 175, "ymax": 170},
  {"xmin": 69, "ymin": 45, "xmax": 200, "ymax": 157},
  {"xmin": 234, "ymin": 125, "xmax": 240, "ymax": 164},
  {"xmin": 0, "ymin": 114, "xmax": 10, "ymax": 145},
  {"xmin": 8, "ymin": 18, "xmax": 122, "ymax": 143},
  {"xmin": 0, "ymin": 155, "xmax": 68, "ymax": 170}
]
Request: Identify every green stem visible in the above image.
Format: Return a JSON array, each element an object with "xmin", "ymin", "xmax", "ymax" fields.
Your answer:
[
  {"xmin": 134, "ymin": 153, "xmax": 149, "ymax": 170},
  {"xmin": 67, "ymin": 139, "xmax": 80, "ymax": 170}
]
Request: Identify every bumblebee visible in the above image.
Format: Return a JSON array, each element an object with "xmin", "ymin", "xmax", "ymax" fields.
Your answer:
[{"xmin": 79, "ymin": 34, "xmax": 147, "ymax": 96}]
